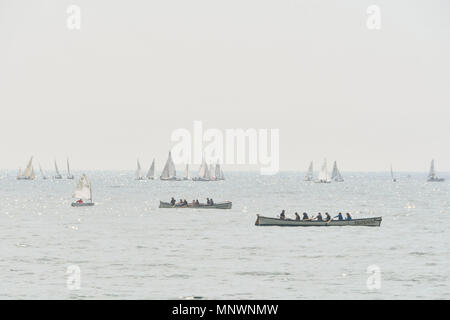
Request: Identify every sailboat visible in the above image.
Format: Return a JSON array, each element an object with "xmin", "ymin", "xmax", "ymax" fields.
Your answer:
[
  {"xmin": 390, "ymin": 165, "xmax": 397, "ymax": 182},
  {"xmin": 66, "ymin": 159, "xmax": 74, "ymax": 179},
  {"xmin": 160, "ymin": 152, "xmax": 179, "ymax": 180},
  {"xmin": 193, "ymin": 158, "xmax": 211, "ymax": 181},
  {"xmin": 146, "ymin": 159, "xmax": 155, "ymax": 180},
  {"xmin": 214, "ymin": 162, "xmax": 225, "ymax": 181},
  {"xmin": 427, "ymin": 159, "xmax": 444, "ymax": 182},
  {"xmin": 136, "ymin": 160, "xmax": 144, "ymax": 180},
  {"xmin": 54, "ymin": 160, "xmax": 62, "ymax": 179},
  {"xmin": 39, "ymin": 164, "xmax": 48, "ymax": 180},
  {"xmin": 71, "ymin": 174, "xmax": 94, "ymax": 207},
  {"xmin": 183, "ymin": 164, "xmax": 190, "ymax": 180},
  {"xmin": 17, "ymin": 157, "xmax": 35, "ymax": 180},
  {"xmin": 331, "ymin": 161, "xmax": 344, "ymax": 182},
  {"xmin": 304, "ymin": 161, "xmax": 313, "ymax": 181},
  {"xmin": 315, "ymin": 159, "xmax": 331, "ymax": 183}
]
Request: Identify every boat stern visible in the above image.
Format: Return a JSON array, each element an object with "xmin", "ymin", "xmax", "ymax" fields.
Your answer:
[{"xmin": 255, "ymin": 214, "xmax": 260, "ymax": 226}]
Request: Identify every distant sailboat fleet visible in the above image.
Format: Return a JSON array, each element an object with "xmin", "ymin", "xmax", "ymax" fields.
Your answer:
[{"xmin": 305, "ymin": 159, "xmax": 343, "ymax": 183}]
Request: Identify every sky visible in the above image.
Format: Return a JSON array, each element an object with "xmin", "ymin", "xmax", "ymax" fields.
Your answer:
[{"xmin": 1, "ymin": 0, "xmax": 449, "ymax": 172}]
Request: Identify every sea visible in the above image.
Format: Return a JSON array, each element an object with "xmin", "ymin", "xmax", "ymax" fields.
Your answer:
[{"xmin": 0, "ymin": 171, "xmax": 448, "ymax": 299}]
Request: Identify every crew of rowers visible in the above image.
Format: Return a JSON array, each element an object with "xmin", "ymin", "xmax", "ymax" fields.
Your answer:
[
  {"xmin": 279, "ymin": 210, "xmax": 352, "ymax": 221},
  {"xmin": 170, "ymin": 197, "xmax": 215, "ymax": 207}
]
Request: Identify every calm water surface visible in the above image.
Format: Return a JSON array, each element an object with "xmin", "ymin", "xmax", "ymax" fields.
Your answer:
[{"xmin": 0, "ymin": 171, "xmax": 449, "ymax": 299}]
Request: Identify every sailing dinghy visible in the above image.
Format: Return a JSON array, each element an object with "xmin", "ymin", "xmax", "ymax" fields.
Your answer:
[
  {"xmin": 331, "ymin": 161, "xmax": 344, "ymax": 182},
  {"xmin": 160, "ymin": 152, "xmax": 179, "ymax": 180},
  {"xmin": 304, "ymin": 161, "xmax": 313, "ymax": 181},
  {"xmin": 315, "ymin": 159, "xmax": 331, "ymax": 183},
  {"xmin": 136, "ymin": 160, "xmax": 144, "ymax": 180},
  {"xmin": 66, "ymin": 159, "xmax": 74, "ymax": 179},
  {"xmin": 390, "ymin": 165, "xmax": 397, "ymax": 182},
  {"xmin": 192, "ymin": 158, "xmax": 211, "ymax": 181},
  {"xmin": 146, "ymin": 159, "xmax": 155, "ymax": 180},
  {"xmin": 427, "ymin": 160, "xmax": 444, "ymax": 182},
  {"xmin": 39, "ymin": 164, "xmax": 48, "ymax": 180},
  {"xmin": 17, "ymin": 157, "xmax": 35, "ymax": 180},
  {"xmin": 255, "ymin": 215, "xmax": 382, "ymax": 227},
  {"xmin": 71, "ymin": 174, "xmax": 94, "ymax": 207},
  {"xmin": 54, "ymin": 160, "xmax": 62, "ymax": 179},
  {"xmin": 214, "ymin": 162, "xmax": 225, "ymax": 181}
]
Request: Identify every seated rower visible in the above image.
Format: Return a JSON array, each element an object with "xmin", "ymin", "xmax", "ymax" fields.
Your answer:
[
  {"xmin": 345, "ymin": 213, "xmax": 352, "ymax": 220},
  {"xmin": 196, "ymin": 199, "xmax": 200, "ymax": 205},
  {"xmin": 325, "ymin": 212, "xmax": 331, "ymax": 221},
  {"xmin": 302, "ymin": 212, "xmax": 309, "ymax": 220},
  {"xmin": 76, "ymin": 199, "xmax": 83, "ymax": 204},
  {"xmin": 295, "ymin": 212, "xmax": 300, "ymax": 221},
  {"xmin": 280, "ymin": 210, "xmax": 286, "ymax": 220},
  {"xmin": 210, "ymin": 198, "xmax": 214, "ymax": 205},
  {"xmin": 183, "ymin": 199, "xmax": 188, "ymax": 206},
  {"xmin": 206, "ymin": 198, "xmax": 210, "ymax": 205},
  {"xmin": 316, "ymin": 213, "xmax": 323, "ymax": 221},
  {"xmin": 337, "ymin": 212, "xmax": 343, "ymax": 220},
  {"xmin": 170, "ymin": 197, "xmax": 176, "ymax": 205}
]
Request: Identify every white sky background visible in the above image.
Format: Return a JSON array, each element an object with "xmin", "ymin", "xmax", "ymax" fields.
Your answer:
[{"xmin": 0, "ymin": 0, "xmax": 449, "ymax": 172}]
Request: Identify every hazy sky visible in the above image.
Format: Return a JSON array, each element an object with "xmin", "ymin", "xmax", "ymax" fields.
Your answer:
[{"xmin": 1, "ymin": 0, "xmax": 449, "ymax": 172}]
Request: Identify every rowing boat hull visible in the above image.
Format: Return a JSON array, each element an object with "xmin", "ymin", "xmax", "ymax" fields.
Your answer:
[
  {"xmin": 71, "ymin": 202, "xmax": 95, "ymax": 207},
  {"xmin": 159, "ymin": 201, "xmax": 232, "ymax": 209},
  {"xmin": 255, "ymin": 215, "xmax": 382, "ymax": 227}
]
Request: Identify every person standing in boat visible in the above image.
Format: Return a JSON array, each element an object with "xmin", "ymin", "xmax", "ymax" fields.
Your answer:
[
  {"xmin": 325, "ymin": 213, "xmax": 331, "ymax": 221},
  {"xmin": 316, "ymin": 213, "xmax": 323, "ymax": 221},
  {"xmin": 280, "ymin": 210, "xmax": 286, "ymax": 220},
  {"xmin": 295, "ymin": 212, "xmax": 300, "ymax": 221},
  {"xmin": 302, "ymin": 212, "xmax": 309, "ymax": 220},
  {"xmin": 346, "ymin": 213, "xmax": 352, "ymax": 220}
]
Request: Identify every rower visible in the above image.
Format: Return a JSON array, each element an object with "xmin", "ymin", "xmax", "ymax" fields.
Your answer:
[
  {"xmin": 280, "ymin": 210, "xmax": 286, "ymax": 220},
  {"xmin": 77, "ymin": 199, "xmax": 83, "ymax": 204},
  {"xmin": 170, "ymin": 197, "xmax": 176, "ymax": 205},
  {"xmin": 346, "ymin": 213, "xmax": 352, "ymax": 220},
  {"xmin": 325, "ymin": 212, "xmax": 331, "ymax": 221},
  {"xmin": 295, "ymin": 212, "xmax": 300, "ymax": 221},
  {"xmin": 337, "ymin": 212, "xmax": 343, "ymax": 220},
  {"xmin": 302, "ymin": 212, "xmax": 309, "ymax": 220},
  {"xmin": 316, "ymin": 213, "xmax": 323, "ymax": 221},
  {"xmin": 206, "ymin": 198, "xmax": 210, "ymax": 205},
  {"xmin": 210, "ymin": 198, "xmax": 214, "ymax": 205}
]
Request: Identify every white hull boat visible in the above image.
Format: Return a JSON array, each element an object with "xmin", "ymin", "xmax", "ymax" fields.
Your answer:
[
  {"xmin": 159, "ymin": 201, "xmax": 232, "ymax": 209},
  {"xmin": 427, "ymin": 160, "xmax": 444, "ymax": 182},
  {"xmin": 71, "ymin": 174, "xmax": 94, "ymax": 207}
]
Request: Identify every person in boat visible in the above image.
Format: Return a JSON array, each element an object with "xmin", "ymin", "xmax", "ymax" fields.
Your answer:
[
  {"xmin": 316, "ymin": 213, "xmax": 323, "ymax": 221},
  {"xmin": 170, "ymin": 197, "xmax": 176, "ymax": 206},
  {"xmin": 183, "ymin": 199, "xmax": 188, "ymax": 206},
  {"xmin": 295, "ymin": 212, "xmax": 300, "ymax": 221},
  {"xmin": 196, "ymin": 199, "xmax": 200, "ymax": 206},
  {"xmin": 325, "ymin": 212, "xmax": 331, "ymax": 221},
  {"xmin": 336, "ymin": 212, "xmax": 343, "ymax": 220},
  {"xmin": 206, "ymin": 198, "xmax": 210, "ymax": 205},
  {"xmin": 345, "ymin": 213, "xmax": 352, "ymax": 220},
  {"xmin": 210, "ymin": 198, "xmax": 214, "ymax": 205},
  {"xmin": 76, "ymin": 199, "xmax": 83, "ymax": 204},
  {"xmin": 302, "ymin": 212, "xmax": 309, "ymax": 220},
  {"xmin": 280, "ymin": 210, "xmax": 286, "ymax": 220}
]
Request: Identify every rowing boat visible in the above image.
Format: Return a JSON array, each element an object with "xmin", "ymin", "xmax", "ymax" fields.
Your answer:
[
  {"xmin": 255, "ymin": 215, "xmax": 382, "ymax": 227},
  {"xmin": 159, "ymin": 201, "xmax": 232, "ymax": 209}
]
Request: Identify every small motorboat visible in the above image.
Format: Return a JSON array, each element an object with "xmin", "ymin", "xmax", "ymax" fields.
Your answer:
[
  {"xmin": 159, "ymin": 200, "xmax": 232, "ymax": 209},
  {"xmin": 255, "ymin": 215, "xmax": 382, "ymax": 227}
]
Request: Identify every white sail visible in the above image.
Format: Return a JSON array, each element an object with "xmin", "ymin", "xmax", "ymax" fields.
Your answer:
[
  {"xmin": 54, "ymin": 160, "xmax": 62, "ymax": 178},
  {"xmin": 67, "ymin": 159, "xmax": 74, "ymax": 179},
  {"xmin": 317, "ymin": 159, "xmax": 330, "ymax": 183},
  {"xmin": 136, "ymin": 160, "xmax": 144, "ymax": 180},
  {"xmin": 21, "ymin": 157, "xmax": 34, "ymax": 179},
  {"xmin": 146, "ymin": 159, "xmax": 155, "ymax": 179},
  {"xmin": 390, "ymin": 165, "xmax": 397, "ymax": 182},
  {"xmin": 39, "ymin": 164, "xmax": 47, "ymax": 179},
  {"xmin": 215, "ymin": 163, "xmax": 221, "ymax": 180},
  {"xmin": 160, "ymin": 152, "xmax": 177, "ymax": 180},
  {"xmin": 197, "ymin": 158, "xmax": 211, "ymax": 180},
  {"xmin": 184, "ymin": 164, "xmax": 190, "ymax": 180},
  {"xmin": 427, "ymin": 159, "xmax": 444, "ymax": 182},
  {"xmin": 305, "ymin": 161, "xmax": 313, "ymax": 181},
  {"xmin": 72, "ymin": 174, "xmax": 92, "ymax": 200},
  {"xmin": 331, "ymin": 161, "xmax": 344, "ymax": 182},
  {"xmin": 210, "ymin": 164, "xmax": 215, "ymax": 180}
]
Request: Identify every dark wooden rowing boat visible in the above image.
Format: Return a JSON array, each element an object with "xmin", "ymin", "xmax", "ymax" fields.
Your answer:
[
  {"xmin": 159, "ymin": 201, "xmax": 232, "ymax": 209},
  {"xmin": 255, "ymin": 215, "xmax": 382, "ymax": 227}
]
